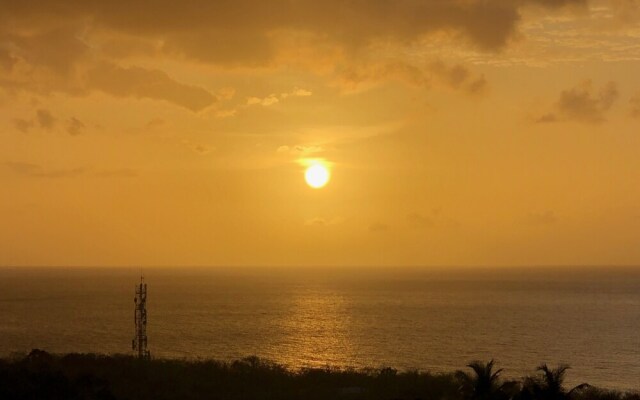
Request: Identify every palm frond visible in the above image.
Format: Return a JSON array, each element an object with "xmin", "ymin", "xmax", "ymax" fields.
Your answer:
[
  {"xmin": 568, "ymin": 383, "xmax": 590, "ymax": 396},
  {"xmin": 491, "ymin": 368, "xmax": 505, "ymax": 381}
]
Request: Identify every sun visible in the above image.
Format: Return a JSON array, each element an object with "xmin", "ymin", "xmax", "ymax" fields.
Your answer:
[{"xmin": 305, "ymin": 163, "xmax": 330, "ymax": 189}]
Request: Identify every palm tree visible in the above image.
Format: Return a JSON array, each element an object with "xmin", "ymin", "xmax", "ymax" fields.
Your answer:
[
  {"xmin": 527, "ymin": 364, "xmax": 589, "ymax": 400},
  {"xmin": 456, "ymin": 360, "xmax": 515, "ymax": 400}
]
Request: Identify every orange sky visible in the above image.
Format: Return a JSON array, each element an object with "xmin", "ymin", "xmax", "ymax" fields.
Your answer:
[{"xmin": 1, "ymin": 0, "xmax": 640, "ymax": 267}]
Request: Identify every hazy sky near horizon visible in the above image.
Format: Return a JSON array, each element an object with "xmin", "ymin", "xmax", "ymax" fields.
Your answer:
[{"xmin": 1, "ymin": 0, "xmax": 640, "ymax": 267}]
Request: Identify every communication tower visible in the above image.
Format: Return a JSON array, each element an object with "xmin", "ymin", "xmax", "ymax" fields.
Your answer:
[{"xmin": 132, "ymin": 276, "xmax": 150, "ymax": 359}]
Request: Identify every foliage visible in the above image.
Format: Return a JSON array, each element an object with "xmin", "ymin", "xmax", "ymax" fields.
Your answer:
[
  {"xmin": 0, "ymin": 351, "xmax": 636, "ymax": 400},
  {"xmin": 455, "ymin": 359, "xmax": 518, "ymax": 400},
  {"xmin": 519, "ymin": 364, "xmax": 590, "ymax": 400}
]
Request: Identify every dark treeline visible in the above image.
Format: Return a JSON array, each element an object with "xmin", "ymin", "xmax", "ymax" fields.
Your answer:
[{"xmin": 0, "ymin": 350, "xmax": 637, "ymax": 400}]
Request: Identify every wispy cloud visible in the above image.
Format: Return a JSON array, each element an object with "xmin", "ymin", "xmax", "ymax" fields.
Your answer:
[
  {"xmin": 247, "ymin": 88, "xmax": 313, "ymax": 107},
  {"xmin": 3, "ymin": 162, "xmax": 85, "ymax": 178}
]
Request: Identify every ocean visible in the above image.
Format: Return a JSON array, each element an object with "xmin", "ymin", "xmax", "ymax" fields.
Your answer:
[{"xmin": 0, "ymin": 266, "xmax": 638, "ymax": 390}]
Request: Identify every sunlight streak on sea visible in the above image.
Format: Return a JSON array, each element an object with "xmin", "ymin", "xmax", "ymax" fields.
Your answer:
[{"xmin": 0, "ymin": 267, "xmax": 638, "ymax": 390}]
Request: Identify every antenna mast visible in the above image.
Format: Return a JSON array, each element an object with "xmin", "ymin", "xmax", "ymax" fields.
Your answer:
[{"xmin": 132, "ymin": 275, "xmax": 150, "ymax": 359}]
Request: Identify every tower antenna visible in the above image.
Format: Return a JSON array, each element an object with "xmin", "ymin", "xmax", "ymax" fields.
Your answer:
[{"xmin": 132, "ymin": 275, "xmax": 150, "ymax": 359}]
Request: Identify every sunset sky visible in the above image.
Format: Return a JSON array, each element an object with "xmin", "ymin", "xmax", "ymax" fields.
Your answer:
[{"xmin": 1, "ymin": 0, "xmax": 640, "ymax": 267}]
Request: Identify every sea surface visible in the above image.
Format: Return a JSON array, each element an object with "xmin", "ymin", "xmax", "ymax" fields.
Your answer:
[{"xmin": 0, "ymin": 266, "xmax": 638, "ymax": 390}]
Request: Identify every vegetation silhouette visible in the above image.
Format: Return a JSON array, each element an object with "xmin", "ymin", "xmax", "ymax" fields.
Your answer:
[
  {"xmin": 517, "ymin": 364, "xmax": 590, "ymax": 400},
  {"xmin": 0, "ymin": 350, "xmax": 637, "ymax": 400},
  {"xmin": 455, "ymin": 359, "xmax": 519, "ymax": 400}
]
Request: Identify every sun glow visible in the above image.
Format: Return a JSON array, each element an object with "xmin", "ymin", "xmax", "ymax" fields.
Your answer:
[{"xmin": 305, "ymin": 163, "xmax": 330, "ymax": 189}]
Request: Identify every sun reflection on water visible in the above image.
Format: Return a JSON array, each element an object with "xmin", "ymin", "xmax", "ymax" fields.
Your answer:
[{"xmin": 276, "ymin": 289, "xmax": 355, "ymax": 369}]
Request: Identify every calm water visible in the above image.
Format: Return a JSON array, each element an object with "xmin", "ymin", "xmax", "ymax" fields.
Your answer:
[{"xmin": 0, "ymin": 267, "xmax": 638, "ymax": 390}]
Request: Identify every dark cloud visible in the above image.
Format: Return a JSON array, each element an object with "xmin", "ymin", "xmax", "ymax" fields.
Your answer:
[
  {"xmin": 95, "ymin": 168, "xmax": 138, "ymax": 178},
  {"xmin": 0, "ymin": 0, "xmax": 585, "ymax": 109},
  {"xmin": 3, "ymin": 162, "xmax": 85, "ymax": 178},
  {"xmin": 306, "ymin": 218, "xmax": 329, "ymax": 227},
  {"xmin": 162, "ymin": 31, "xmax": 274, "ymax": 67},
  {"xmin": 407, "ymin": 212, "xmax": 435, "ymax": 228},
  {"xmin": 36, "ymin": 109, "xmax": 56, "ymax": 130},
  {"xmin": 336, "ymin": 60, "xmax": 487, "ymax": 94},
  {"xmin": 12, "ymin": 110, "xmax": 86, "ymax": 135},
  {"xmin": 304, "ymin": 217, "xmax": 343, "ymax": 227},
  {"xmin": 4, "ymin": 162, "xmax": 41, "ymax": 175},
  {"xmin": 0, "ymin": 28, "xmax": 216, "ymax": 111},
  {"xmin": 0, "ymin": 47, "xmax": 17, "ymax": 70},
  {"xmin": 85, "ymin": 62, "xmax": 216, "ymax": 111},
  {"xmin": 336, "ymin": 62, "xmax": 429, "ymax": 92},
  {"xmin": 537, "ymin": 81, "xmax": 619, "ymax": 124},
  {"xmin": 193, "ymin": 145, "xmax": 208, "ymax": 154},
  {"xmin": 429, "ymin": 62, "xmax": 488, "ymax": 94},
  {"xmin": 369, "ymin": 222, "xmax": 389, "ymax": 232},
  {"xmin": 536, "ymin": 113, "xmax": 558, "ymax": 123},
  {"xmin": 6, "ymin": 27, "xmax": 88, "ymax": 75},
  {"xmin": 13, "ymin": 110, "xmax": 57, "ymax": 133},
  {"xmin": 1, "ymin": 0, "xmax": 586, "ymax": 66},
  {"xmin": 630, "ymin": 92, "xmax": 640, "ymax": 118},
  {"xmin": 525, "ymin": 211, "xmax": 558, "ymax": 226},
  {"xmin": 192, "ymin": 144, "xmax": 214, "ymax": 155},
  {"xmin": 607, "ymin": 0, "xmax": 640, "ymax": 28},
  {"xmin": 66, "ymin": 117, "xmax": 85, "ymax": 136},
  {"xmin": 13, "ymin": 118, "xmax": 32, "ymax": 133},
  {"xmin": 529, "ymin": 0, "xmax": 587, "ymax": 6},
  {"xmin": 146, "ymin": 118, "xmax": 165, "ymax": 129}
]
